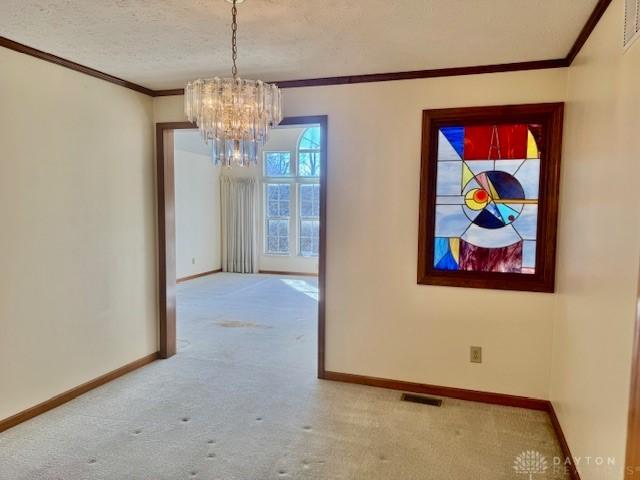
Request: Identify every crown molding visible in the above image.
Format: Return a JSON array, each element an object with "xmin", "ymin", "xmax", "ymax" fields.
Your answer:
[
  {"xmin": 152, "ymin": 59, "xmax": 568, "ymax": 96},
  {"xmin": 0, "ymin": 36, "xmax": 154, "ymax": 96},
  {"xmin": 0, "ymin": 0, "xmax": 612, "ymax": 97},
  {"xmin": 566, "ymin": 0, "xmax": 613, "ymax": 64}
]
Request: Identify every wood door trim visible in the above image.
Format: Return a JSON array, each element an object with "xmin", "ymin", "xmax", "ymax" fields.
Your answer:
[
  {"xmin": 278, "ymin": 116, "xmax": 328, "ymax": 379},
  {"xmin": 156, "ymin": 117, "xmax": 328, "ymax": 379},
  {"xmin": 156, "ymin": 122, "xmax": 195, "ymax": 358},
  {"xmin": 626, "ymin": 267, "xmax": 640, "ymax": 477}
]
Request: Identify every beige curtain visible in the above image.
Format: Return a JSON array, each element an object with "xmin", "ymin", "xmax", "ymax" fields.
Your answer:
[{"xmin": 220, "ymin": 176, "xmax": 258, "ymax": 273}]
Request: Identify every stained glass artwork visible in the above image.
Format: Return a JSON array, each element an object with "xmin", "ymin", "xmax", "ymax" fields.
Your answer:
[{"xmin": 433, "ymin": 124, "xmax": 541, "ymax": 274}]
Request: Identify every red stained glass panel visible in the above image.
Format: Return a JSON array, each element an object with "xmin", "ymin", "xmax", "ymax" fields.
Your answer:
[{"xmin": 463, "ymin": 124, "xmax": 528, "ymax": 160}]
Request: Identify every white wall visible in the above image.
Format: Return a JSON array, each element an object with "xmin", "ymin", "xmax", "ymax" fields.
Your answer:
[
  {"xmin": 0, "ymin": 47, "xmax": 157, "ymax": 420},
  {"xmin": 550, "ymin": 0, "xmax": 640, "ymax": 478},
  {"xmin": 154, "ymin": 67, "xmax": 567, "ymax": 399},
  {"xmin": 174, "ymin": 130, "xmax": 221, "ymax": 279}
]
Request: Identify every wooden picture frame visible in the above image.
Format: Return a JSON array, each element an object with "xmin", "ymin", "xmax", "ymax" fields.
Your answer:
[{"xmin": 417, "ymin": 103, "xmax": 563, "ymax": 292}]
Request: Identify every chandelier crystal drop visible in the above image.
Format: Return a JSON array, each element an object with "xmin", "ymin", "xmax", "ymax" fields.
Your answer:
[{"xmin": 184, "ymin": 0, "xmax": 282, "ymax": 167}]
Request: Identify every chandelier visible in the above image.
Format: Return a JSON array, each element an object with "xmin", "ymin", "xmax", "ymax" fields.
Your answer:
[{"xmin": 184, "ymin": 0, "xmax": 282, "ymax": 167}]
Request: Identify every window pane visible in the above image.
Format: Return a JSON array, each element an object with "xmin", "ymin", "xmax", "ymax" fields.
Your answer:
[
  {"xmin": 278, "ymin": 184, "xmax": 290, "ymax": 200},
  {"xmin": 267, "ymin": 236, "xmax": 278, "ymax": 252},
  {"xmin": 300, "ymin": 200, "xmax": 313, "ymax": 217},
  {"xmin": 268, "ymin": 200, "xmax": 279, "ymax": 216},
  {"xmin": 300, "ymin": 184, "xmax": 320, "ymax": 217},
  {"xmin": 264, "ymin": 152, "xmax": 291, "ymax": 176},
  {"xmin": 300, "ymin": 238, "xmax": 312, "ymax": 255},
  {"xmin": 266, "ymin": 184, "xmax": 290, "ymax": 217},
  {"xmin": 298, "ymin": 152, "xmax": 320, "ymax": 177},
  {"xmin": 266, "ymin": 221, "xmax": 289, "ymax": 254},
  {"xmin": 313, "ymin": 185, "xmax": 320, "ymax": 216},
  {"xmin": 300, "ymin": 220, "xmax": 319, "ymax": 256},
  {"xmin": 300, "ymin": 220, "xmax": 312, "ymax": 237},
  {"xmin": 277, "ymin": 220, "xmax": 288, "ymax": 237},
  {"xmin": 300, "ymin": 184, "xmax": 314, "ymax": 217},
  {"xmin": 267, "ymin": 220, "xmax": 279, "ymax": 236},
  {"xmin": 265, "ymin": 183, "xmax": 290, "ymax": 254},
  {"xmin": 267, "ymin": 184, "xmax": 279, "ymax": 201},
  {"xmin": 279, "ymin": 186, "xmax": 290, "ymax": 215},
  {"xmin": 299, "ymin": 127, "xmax": 321, "ymax": 150},
  {"xmin": 300, "ymin": 184, "xmax": 313, "ymax": 203}
]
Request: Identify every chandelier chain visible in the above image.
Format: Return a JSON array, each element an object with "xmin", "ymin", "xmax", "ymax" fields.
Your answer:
[
  {"xmin": 184, "ymin": 0, "xmax": 282, "ymax": 167},
  {"xmin": 231, "ymin": 0, "xmax": 238, "ymax": 78}
]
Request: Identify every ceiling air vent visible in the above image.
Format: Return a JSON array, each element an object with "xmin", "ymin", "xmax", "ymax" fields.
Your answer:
[{"xmin": 625, "ymin": 0, "xmax": 640, "ymax": 50}]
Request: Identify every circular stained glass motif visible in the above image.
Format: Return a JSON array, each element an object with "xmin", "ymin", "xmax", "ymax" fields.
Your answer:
[{"xmin": 463, "ymin": 171, "xmax": 525, "ymax": 229}]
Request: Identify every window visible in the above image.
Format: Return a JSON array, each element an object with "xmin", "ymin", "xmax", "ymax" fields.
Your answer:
[
  {"xmin": 265, "ymin": 184, "xmax": 290, "ymax": 254},
  {"xmin": 263, "ymin": 125, "xmax": 321, "ymax": 257},
  {"xmin": 299, "ymin": 184, "xmax": 320, "ymax": 256},
  {"xmin": 264, "ymin": 151, "xmax": 291, "ymax": 177},
  {"xmin": 298, "ymin": 127, "xmax": 321, "ymax": 177}
]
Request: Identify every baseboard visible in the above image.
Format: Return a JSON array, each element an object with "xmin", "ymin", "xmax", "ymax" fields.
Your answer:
[
  {"xmin": 323, "ymin": 370, "xmax": 549, "ymax": 410},
  {"xmin": 323, "ymin": 370, "xmax": 580, "ymax": 479},
  {"xmin": 0, "ymin": 351, "xmax": 159, "ymax": 433},
  {"xmin": 258, "ymin": 270, "xmax": 318, "ymax": 277},
  {"xmin": 176, "ymin": 268, "xmax": 222, "ymax": 283},
  {"xmin": 548, "ymin": 403, "xmax": 581, "ymax": 480},
  {"xmin": 0, "ymin": 356, "xmax": 579, "ymax": 480}
]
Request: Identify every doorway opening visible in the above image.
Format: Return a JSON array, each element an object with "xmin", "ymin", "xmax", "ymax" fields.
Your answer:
[{"xmin": 156, "ymin": 116, "xmax": 327, "ymax": 378}]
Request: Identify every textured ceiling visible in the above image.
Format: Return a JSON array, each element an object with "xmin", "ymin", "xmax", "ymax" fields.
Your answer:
[{"xmin": 0, "ymin": 0, "xmax": 598, "ymax": 90}]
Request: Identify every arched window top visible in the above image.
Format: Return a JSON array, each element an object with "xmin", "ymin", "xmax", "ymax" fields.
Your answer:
[
  {"xmin": 297, "ymin": 126, "xmax": 321, "ymax": 177},
  {"xmin": 298, "ymin": 126, "xmax": 321, "ymax": 151}
]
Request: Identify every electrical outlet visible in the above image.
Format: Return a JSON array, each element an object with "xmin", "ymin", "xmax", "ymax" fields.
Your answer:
[
  {"xmin": 192, "ymin": 257, "xmax": 196, "ymax": 265},
  {"xmin": 470, "ymin": 346, "xmax": 482, "ymax": 363}
]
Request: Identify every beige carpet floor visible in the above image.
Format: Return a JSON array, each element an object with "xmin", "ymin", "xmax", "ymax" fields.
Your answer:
[{"xmin": 0, "ymin": 273, "xmax": 568, "ymax": 479}]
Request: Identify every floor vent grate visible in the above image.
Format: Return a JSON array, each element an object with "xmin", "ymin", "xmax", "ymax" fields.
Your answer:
[{"xmin": 401, "ymin": 393, "xmax": 443, "ymax": 407}]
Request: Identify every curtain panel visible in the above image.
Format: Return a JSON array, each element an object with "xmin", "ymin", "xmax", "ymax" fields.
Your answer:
[{"xmin": 220, "ymin": 176, "xmax": 259, "ymax": 273}]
